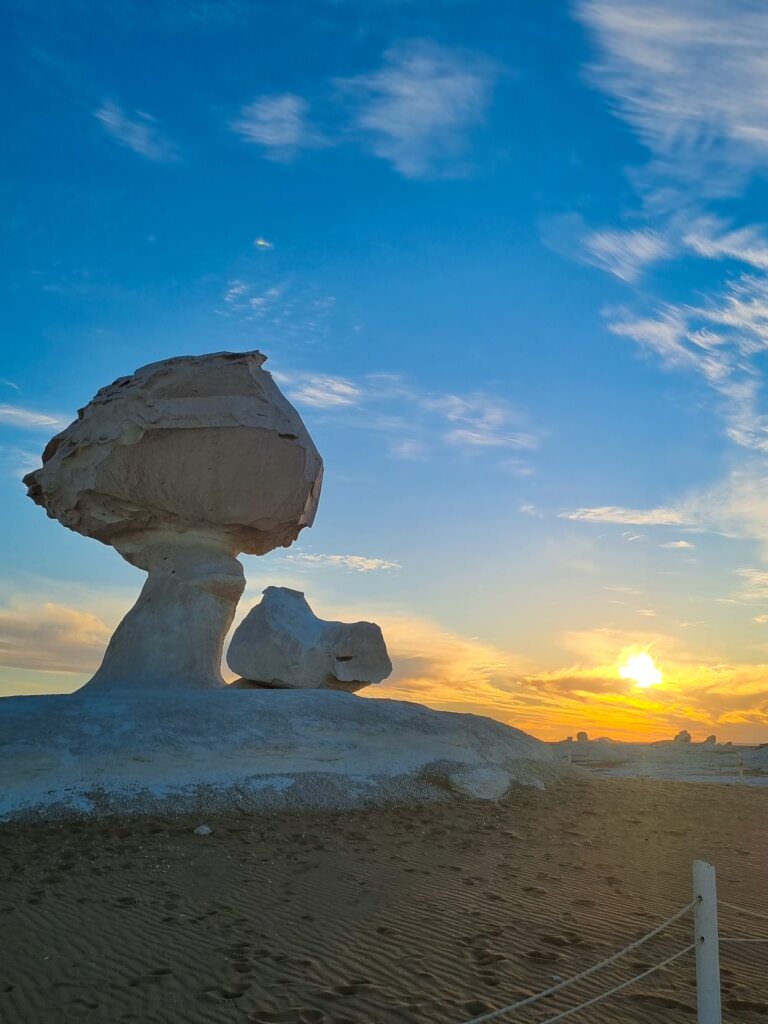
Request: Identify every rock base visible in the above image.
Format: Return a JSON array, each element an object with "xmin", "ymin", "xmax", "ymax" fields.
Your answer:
[{"xmin": 0, "ymin": 690, "xmax": 558, "ymax": 820}]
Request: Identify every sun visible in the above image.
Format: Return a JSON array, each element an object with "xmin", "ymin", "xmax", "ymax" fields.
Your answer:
[{"xmin": 619, "ymin": 651, "xmax": 663, "ymax": 689}]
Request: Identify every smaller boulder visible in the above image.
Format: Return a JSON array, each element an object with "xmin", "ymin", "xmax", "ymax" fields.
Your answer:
[
  {"xmin": 576, "ymin": 731, "xmax": 589, "ymax": 743},
  {"xmin": 703, "ymin": 734, "xmax": 717, "ymax": 746},
  {"xmin": 227, "ymin": 587, "xmax": 392, "ymax": 692},
  {"xmin": 673, "ymin": 729, "xmax": 692, "ymax": 744}
]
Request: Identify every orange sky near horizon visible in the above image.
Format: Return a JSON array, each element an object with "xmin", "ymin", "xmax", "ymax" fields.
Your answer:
[{"xmin": 1, "ymin": 588, "xmax": 766, "ymax": 745}]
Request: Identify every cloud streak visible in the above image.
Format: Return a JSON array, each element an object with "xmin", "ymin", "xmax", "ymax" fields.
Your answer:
[
  {"xmin": 0, "ymin": 405, "xmax": 66, "ymax": 430},
  {"xmin": 578, "ymin": 0, "xmax": 768, "ymax": 191},
  {"xmin": 285, "ymin": 553, "xmax": 400, "ymax": 572},
  {"xmin": 230, "ymin": 93, "xmax": 324, "ymax": 161},
  {"xmin": 336, "ymin": 40, "xmax": 498, "ymax": 178},
  {"xmin": 229, "ymin": 40, "xmax": 499, "ymax": 178},
  {"xmin": 276, "ymin": 368, "xmax": 538, "ymax": 458},
  {"xmin": 94, "ymin": 101, "xmax": 179, "ymax": 162}
]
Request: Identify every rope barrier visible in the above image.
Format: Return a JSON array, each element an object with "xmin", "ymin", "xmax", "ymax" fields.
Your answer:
[
  {"xmin": 536, "ymin": 944, "xmax": 695, "ymax": 1024},
  {"xmin": 719, "ymin": 900, "xmax": 768, "ymax": 922},
  {"xmin": 720, "ymin": 937, "xmax": 768, "ymax": 944},
  {"xmin": 457, "ymin": 899, "xmax": 696, "ymax": 1024}
]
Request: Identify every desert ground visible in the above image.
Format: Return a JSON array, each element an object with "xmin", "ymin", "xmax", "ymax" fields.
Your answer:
[{"xmin": 1, "ymin": 776, "xmax": 767, "ymax": 1024}]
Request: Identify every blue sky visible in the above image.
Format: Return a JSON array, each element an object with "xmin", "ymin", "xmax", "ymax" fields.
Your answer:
[{"xmin": 4, "ymin": 0, "xmax": 768, "ymax": 740}]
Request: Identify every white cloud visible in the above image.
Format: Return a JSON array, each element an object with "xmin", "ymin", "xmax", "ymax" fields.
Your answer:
[
  {"xmin": 0, "ymin": 405, "xmax": 66, "ymax": 430},
  {"xmin": 389, "ymin": 438, "xmax": 428, "ymax": 460},
  {"xmin": 684, "ymin": 217, "xmax": 768, "ymax": 270},
  {"xmin": 0, "ymin": 446, "xmax": 41, "ymax": 479},
  {"xmin": 420, "ymin": 391, "xmax": 536, "ymax": 450},
  {"xmin": 336, "ymin": 40, "xmax": 498, "ymax": 178},
  {"xmin": 607, "ymin": 274, "xmax": 768, "ymax": 453},
  {"xmin": 660, "ymin": 540, "xmax": 695, "ymax": 549},
  {"xmin": 94, "ymin": 101, "xmax": 178, "ymax": 162},
  {"xmin": 230, "ymin": 93, "xmax": 323, "ymax": 161},
  {"xmin": 563, "ymin": 464, "xmax": 768, "ymax": 562},
  {"xmin": 583, "ymin": 227, "xmax": 671, "ymax": 281},
  {"xmin": 282, "ymin": 373, "xmax": 363, "ymax": 409},
  {"xmin": 733, "ymin": 568, "xmax": 768, "ymax": 601},
  {"xmin": 274, "ymin": 366, "xmax": 538, "ymax": 461},
  {"xmin": 286, "ymin": 553, "xmax": 400, "ymax": 572},
  {"xmin": 578, "ymin": 0, "xmax": 768, "ymax": 190},
  {"xmin": 561, "ymin": 505, "xmax": 686, "ymax": 526}
]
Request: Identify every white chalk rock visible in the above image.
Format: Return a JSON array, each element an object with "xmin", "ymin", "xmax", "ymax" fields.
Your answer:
[
  {"xmin": 228, "ymin": 586, "xmax": 392, "ymax": 692},
  {"xmin": 0, "ymin": 690, "xmax": 558, "ymax": 819},
  {"xmin": 24, "ymin": 352, "xmax": 323, "ymax": 692}
]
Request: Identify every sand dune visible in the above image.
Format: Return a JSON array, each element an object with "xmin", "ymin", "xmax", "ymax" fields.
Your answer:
[{"xmin": 1, "ymin": 777, "xmax": 767, "ymax": 1023}]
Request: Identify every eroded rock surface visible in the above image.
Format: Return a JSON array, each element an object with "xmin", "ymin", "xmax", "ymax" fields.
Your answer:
[
  {"xmin": 24, "ymin": 352, "xmax": 323, "ymax": 692},
  {"xmin": 228, "ymin": 586, "xmax": 392, "ymax": 692}
]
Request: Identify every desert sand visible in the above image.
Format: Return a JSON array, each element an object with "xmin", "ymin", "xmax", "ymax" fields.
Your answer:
[{"xmin": 1, "ymin": 776, "xmax": 767, "ymax": 1024}]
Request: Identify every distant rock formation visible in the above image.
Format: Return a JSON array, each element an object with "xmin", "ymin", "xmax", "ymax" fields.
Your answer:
[
  {"xmin": 24, "ymin": 352, "xmax": 323, "ymax": 692},
  {"xmin": 576, "ymin": 731, "xmax": 589, "ymax": 743},
  {"xmin": 228, "ymin": 587, "xmax": 392, "ymax": 692},
  {"xmin": 703, "ymin": 734, "xmax": 717, "ymax": 745},
  {"xmin": 673, "ymin": 729, "xmax": 692, "ymax": 744}
]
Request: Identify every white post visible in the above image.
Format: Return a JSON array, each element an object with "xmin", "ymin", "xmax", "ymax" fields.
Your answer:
[{"xmin": 693, "ymin": 860, "xmax": 722, "ymax": 1024}]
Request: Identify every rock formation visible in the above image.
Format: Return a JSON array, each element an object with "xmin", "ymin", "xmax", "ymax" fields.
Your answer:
[
  {"xmin": 24, "ymin": 352, "xmax": 323, "ymax": 691},
  {"xmin": 673, "ymin": 729, "xmax": 692, "ymax": 744},
  {"xmin": 228, "ymin": 586, "xmax": 392, "ymax": 692}
]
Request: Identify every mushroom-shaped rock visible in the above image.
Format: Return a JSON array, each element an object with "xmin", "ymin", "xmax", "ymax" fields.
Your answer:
[
  {"xmin": 228, "ymin": 586, "xmax": 392, "ymax": 692},
  {"xmin": 24, "ymin": 352, "xmax": 323, "ymax": 692}
]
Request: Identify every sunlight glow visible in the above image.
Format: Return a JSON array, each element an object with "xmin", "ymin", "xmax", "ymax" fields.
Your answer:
[{"xmin": 619, "ymin": 651, "xmax": 663, "ymax": 689}]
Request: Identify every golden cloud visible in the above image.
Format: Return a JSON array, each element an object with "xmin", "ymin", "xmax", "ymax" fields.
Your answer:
[
  {"xmin": 0, "ymin": 601, "xmax": 111, "ymax": 674},
  {"xmin": 0, "ymin": 596, "xmax": 766, "ymax": 743}
]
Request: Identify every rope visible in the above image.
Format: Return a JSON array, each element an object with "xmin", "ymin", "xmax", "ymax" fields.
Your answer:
[
  {"xmin": 720, "ymin": 900, "xmax": 768, "ymax": 922},
  {"xmin": 456, "ymin": 900, "xmax": 696, "ymax": 1024},
  {"xmin": 536, "ymin": 944, "xmax": 695, "ymax": 1024},
  {"xmin": 720, "ymin": 937, "xmax": 768, "ymax": 944}
]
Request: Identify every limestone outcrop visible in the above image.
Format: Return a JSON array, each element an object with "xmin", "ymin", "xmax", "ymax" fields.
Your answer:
[
  {"xmin": 23, "ymin": 352, "xmax": 323, "ymax": 692},
  {"xmin": 228, "ymin": 586, "xmax": 392, "ymax": 692}
]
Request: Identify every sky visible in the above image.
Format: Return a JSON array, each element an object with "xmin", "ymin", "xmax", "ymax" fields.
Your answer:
[{"xmin": 3, "ymin": 0, "xmax": 768, "ymax": 742}]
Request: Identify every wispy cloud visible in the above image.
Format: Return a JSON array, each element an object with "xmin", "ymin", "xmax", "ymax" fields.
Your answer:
[
  {"xmin": 660, "ymin": 540, "xmax": 695, "ymax": 549},
  {"xmin": 607, "ymin": 274, "xmax": 768, "ymax": 453},
  {"xmin": 230, "ymin": 93, "xmax": 324, "ymax": 161},
  {"xmin": 563, "ymin": 464, "xmax": 768, "ymax": 562},
  {"xmin": 0, "ymin": 445, "xmax": 42, "ymax": 479},
  {"xmin": 335, "ymin": 40, "xmax": 499, "ymax": 178},
  {"xmin": 280, "ymin": 373, "xmax": 362, "ymax": 409},
  {"xmin": 285, "ymin": 553, "xmax": 400, "ymax": 572},
  {"xmin": 582, "ymin": 226, "xmax": 671, "ymax": 281},
  {"xmin": 684, "ymin": 217, "xmax": 768, "ymax": 270},
  {"xmin": 578, "ymin": 0, "xmax": 768, "ymax": 191},
  {"xmin": 220, "ymin": 279, "xmax": 338, "ymax": 340},
  {"xmin": 277, "ymin": 367, "xmax": 538, "ymax": 458},
  {"xmin": 94, "ymin": 101, "xmax": 179, "ymax": 162},
  {"xmin": 562, "ymin": 505, "xmax": 686, "ymax": 526},
  {"xmin": 0, "ymin": 405, "xmax": 65, "ymax": 430}
]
